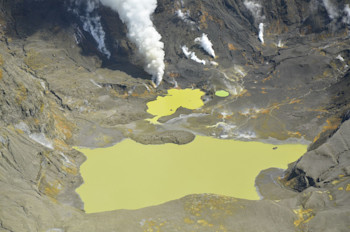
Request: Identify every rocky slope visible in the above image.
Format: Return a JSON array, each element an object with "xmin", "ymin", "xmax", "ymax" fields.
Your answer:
[{"xmin": 0, "ymin": 0, "xmax": 350, "ymax": 231}]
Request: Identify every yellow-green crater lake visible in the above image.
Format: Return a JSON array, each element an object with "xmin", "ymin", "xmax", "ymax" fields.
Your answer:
[
  {"xmin": 146, "ymin": 88, "xmax": 205, "ymax": 124},
  {"xmin": 76, "ymin": 88, "xmax": 307, "ymax": 213},
  {"xmin": 76, "ymin": 137, "xmax": 306, "ymax": 213}
]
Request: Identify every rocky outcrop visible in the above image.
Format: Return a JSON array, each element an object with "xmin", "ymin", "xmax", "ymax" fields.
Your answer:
[
  {"xmin": 283, "ymin": 119, "xmax": 350, "ymax": 192},
  {"xmin": 256, "ymin": 119, "xmax": 350, "ymax": 231},
  {"xmin": 2, "ymin": 0, "xmax": 350, "ymax": 141},
  {"xmin": 0, "ymin": 127, "xmax": 84, "ymax": 232},
  {"xmin": 130, "ymin": 130, "xmax": 195, "ymax": 145},
  {"xmin": 0, "ymin": 0, "xmax": 350, "ymax": 231}
]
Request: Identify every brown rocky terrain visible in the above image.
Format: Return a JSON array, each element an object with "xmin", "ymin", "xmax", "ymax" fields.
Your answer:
[{"xmin": 0, "ymin": 0, "xmax": 350, "ymax": 231}]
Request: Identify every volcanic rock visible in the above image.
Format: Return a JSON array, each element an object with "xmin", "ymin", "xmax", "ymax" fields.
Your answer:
[{"xmin": 0, "ymin": 0, "xmax": 350, "ymax": 231}]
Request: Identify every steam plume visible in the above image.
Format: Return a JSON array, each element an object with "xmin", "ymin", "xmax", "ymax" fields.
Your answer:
[
  {"xmin": 244, "ymin": 0, "xmax": 264, "ymax": 22},
  {"xmin": 194, "ymin": 33, "xmax": 216, "ymax": 58},
  {"xmin": 320, "ymin": 1, "xmax": 350, "ymax": 25},
  {"xmin": 69, "ymin": 0, "xmax": 111, "ymax": 58},
  {"xmin": 176, "ymin": 9, "xmax": 195, "ymax": 25},
  {"xmin": 244, "ymin": 0, "xmax": 265, "ymax": 44},
  {"xmin": 99, "ymin": 0, "xmax": 165, "ymax": 86},
  {"xmin": 258, "ymin": 23, "xmax": 264, "ymax": 44},
  {"xmin": 182, "ymin": 45, "xmax": 206, "ymax": 65},
  {"xmin": 322, "ymin": 0, "xmax": 339, "ymax": 19},
  {"xmin": 343, "ymin": 4, "xmax": 350, "ymax": 24}
]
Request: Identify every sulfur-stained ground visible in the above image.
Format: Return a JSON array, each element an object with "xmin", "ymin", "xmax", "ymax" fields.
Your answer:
[{"xmin": 0, "ymin": 0, "xmax": 350, "ymax": 231}]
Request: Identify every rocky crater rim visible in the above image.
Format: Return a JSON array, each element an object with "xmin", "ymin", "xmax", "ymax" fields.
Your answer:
[{"xmin": 1, "ymin": 0, "xmax": 350, "ymax": 231}]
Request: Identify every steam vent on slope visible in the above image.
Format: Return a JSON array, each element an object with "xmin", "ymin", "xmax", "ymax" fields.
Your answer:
[{"xmin": 1, "ymin": 0, "xmax": 350, "ymax": 231}]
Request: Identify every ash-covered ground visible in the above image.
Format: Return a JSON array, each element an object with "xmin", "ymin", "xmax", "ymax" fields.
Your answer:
[{"xmin": 0, "ymin": 0, "xmax": 350, "ymax": 231}]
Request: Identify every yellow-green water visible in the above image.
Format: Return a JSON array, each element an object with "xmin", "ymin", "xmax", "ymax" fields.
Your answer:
[
  {"xmin": 76, "ymin": 137, "xmax": 306, "ymax": 213},
  {"xmin": 146, "ymin": 88, "xmax": 205, "ymax": 124},
  {"xmin": 76, "ymin": 88, "xmax": 307, "ymax": 213},
  {"xmin": 215, "ymin": 90, "xmax": 230, "ymax": 97}
]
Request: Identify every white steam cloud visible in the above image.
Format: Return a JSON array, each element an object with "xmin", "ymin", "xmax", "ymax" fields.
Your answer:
[
  {"xmin": 244, "ymin": 0, "xmax": 265, "ymax": 44},
  {"xmin": 277, "ymin": 39, "xmax": 284, "ymax": 48},
  {"xmin": 194, "ymin": 33, "xmax": 216, "ymax": 58},
  {"xmin": 244, "ymin": 0, "xmax": 264, "ymax": 22},
  {"xmin": 69, "ymin": 0, "xmax": 111, "ymax": 58},
  {"xmin": 320, "ymin": 1, "xmax": 350, "ymax": 25},
  {"xmin": 99, "ymin": 0, "xmax": 165, "ymax": 86},
  {"xmin": 322, "ymin": 0, "xmax": 339, "ymax": 19},
  {"xmin": 343, "ymin": 4, "xmax": 350, "ymax": 24},
  {"xmin": 182, "ymin": 45, "xmax": 206, "ymax": 65},
  {"xmin": 336, "ymin": 54, "xmax": 345, "ymax": 62},
  {"xmin": 258, "ymin": 23, "xmax": 264, "ymax": 44},
  {"xmin": 176, "ymin": 9, "xmax": 187, "ymax": 20},
  {"xmin": 176, "ymin": 9, "xmax": 195, "ymax": 25}
]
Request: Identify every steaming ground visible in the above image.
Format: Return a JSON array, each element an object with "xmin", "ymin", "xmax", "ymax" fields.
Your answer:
[
  {"xmin": 194, "ymin": 33, "xmax": 216, "ymax": 58},
  {"xmin": 67, "ymin": 0, "xmax": 350, "ymax": 87},
  {"xmin": 69, "ymin": 0, "xmax": 111, "ymax": 57}
]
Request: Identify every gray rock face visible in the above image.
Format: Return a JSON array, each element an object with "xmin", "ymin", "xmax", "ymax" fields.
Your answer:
[
  {"xmin": 256, "ymin": 119, "xmax": 350, "ymax": 231},
  {"xmin": 152, "ymin": 0, "xmax": 350, "ymax": 141},
  {"xmin": 284, "ymin": 119, "xmax": 350, "ymax": 191},
  {"xmin": 0, "ymin": 127, "xmax": 84, "ymax": 232},
  {"xmin": 0, "ymin": 0, "xmax": 350, "ymax": 231},
  {"xmin": 131, "ymin": 130, "xmax": 195, "ymax": 145}
]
